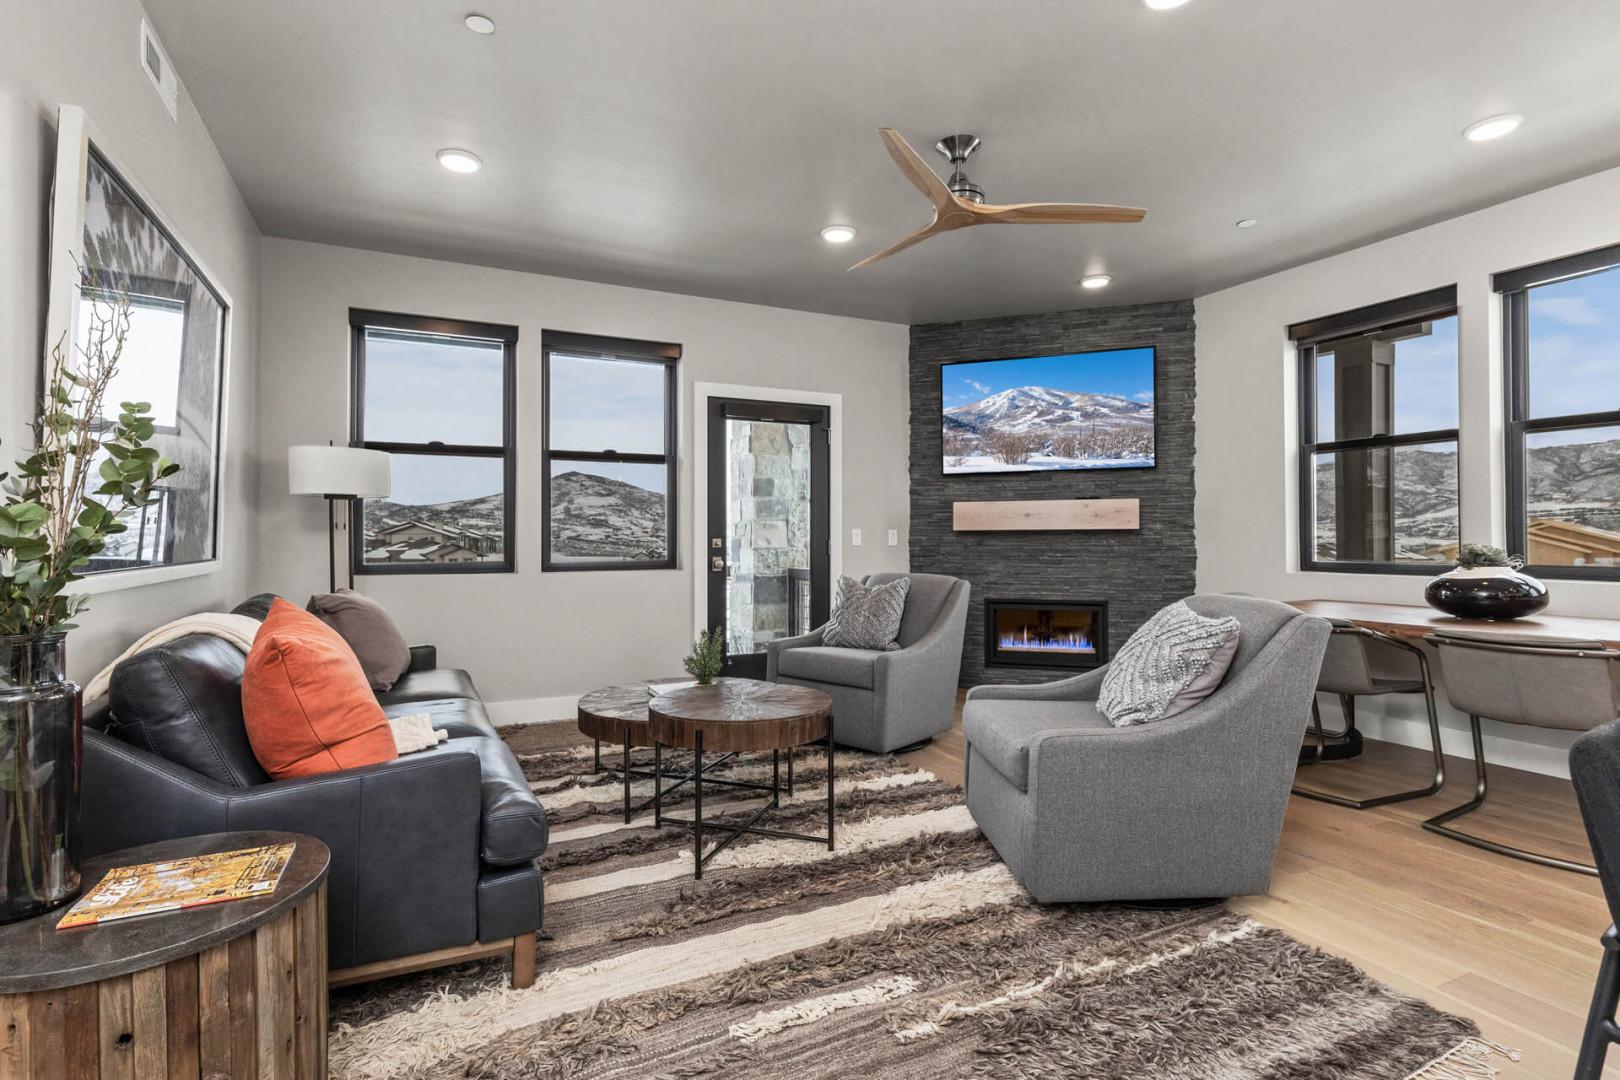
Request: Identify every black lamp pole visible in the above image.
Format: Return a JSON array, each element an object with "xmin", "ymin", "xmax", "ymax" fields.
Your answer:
[{"xmin": 326, "ymin": 495, "xmax": 339, "ymax": 594}]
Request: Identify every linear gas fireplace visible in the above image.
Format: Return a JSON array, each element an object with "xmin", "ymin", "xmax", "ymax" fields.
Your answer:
[{"xmin": 984, "ymin": 599, "xmax": 1108, "ymax": 670}]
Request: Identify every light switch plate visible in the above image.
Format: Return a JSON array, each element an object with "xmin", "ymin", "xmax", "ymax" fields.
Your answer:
[
  {"xmin": 887, "ymin": 529, "xmax": 899, "ymax": 546},
  {"xmin": 851, "ymin": 528, "xmax": 863, "ymax": 547}
]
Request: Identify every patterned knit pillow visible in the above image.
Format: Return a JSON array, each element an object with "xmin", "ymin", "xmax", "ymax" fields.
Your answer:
[
  {"xmin": 823, "ymin": 575, "xmax": 910, "ymax": 651},
  {"xmin": 1097, "ymin": 600, "xmax": 1241, "ymax": 726}
]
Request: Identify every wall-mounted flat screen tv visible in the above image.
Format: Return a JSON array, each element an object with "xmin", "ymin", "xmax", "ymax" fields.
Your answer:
[{"xmin": 940, "ymin": 347, "xmax": 1156, "ymax": 475}]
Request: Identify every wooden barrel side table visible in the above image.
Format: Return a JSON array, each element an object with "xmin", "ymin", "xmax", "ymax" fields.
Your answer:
[{"xmin": 0, "ymin": 830, "xmax": 330, "ymax": 1080}]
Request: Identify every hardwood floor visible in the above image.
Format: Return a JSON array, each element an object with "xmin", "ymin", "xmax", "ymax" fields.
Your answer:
[{"xmin": 899, "ymin": 704, "xmax": 1614, "ymax": 1079}]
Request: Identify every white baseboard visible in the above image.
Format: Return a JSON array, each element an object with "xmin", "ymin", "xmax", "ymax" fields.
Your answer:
[
  {"xmin": 485, "ymin": 691, "xmax": 1577, "ymax": 777},
  {"xmin": 1329, "ymin": 695, "xmax": 1576, "ymax": 780},
  {"xmin": 485, "ymin": 695, "xmax": 580, "ymax": 728}
]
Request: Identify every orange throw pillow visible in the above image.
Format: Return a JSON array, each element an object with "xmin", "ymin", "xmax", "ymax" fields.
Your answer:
[{"xmin": 242, "ymin": 598, "xmax": 397, "ymax": 780}]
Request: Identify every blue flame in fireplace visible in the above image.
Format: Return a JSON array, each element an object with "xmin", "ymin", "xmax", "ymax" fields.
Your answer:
[{"xmin": 997, "ymin": 627, "xmax": 1095, "ymax": 652}]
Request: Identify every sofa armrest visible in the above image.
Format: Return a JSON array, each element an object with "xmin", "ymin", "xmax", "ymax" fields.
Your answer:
[
  {"xmin": 765, "ymin": 626, "xmax": 826, "ymax": 680},
  {"xmin": 407, "ymin": 644, "xmax": 438, "ymax": 673},
  {"xmin": 83, "ymin": 719, "xmax": 493, "ymax": 970},
  {"xmin": 224, "ymin": 744, "xmax": 484, "ymax": 969},
  {"xmin": 82, "ymin": 731, "xmax": 235, "ymax": 856},
  {"xmin": 966, "ymin": 667, "xmax": 1108, "ymax": 704}
]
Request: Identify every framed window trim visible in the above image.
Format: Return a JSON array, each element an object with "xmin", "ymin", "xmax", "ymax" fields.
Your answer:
[
  {"xmin": 1499, "ymin": 241, "xmax": 1620, "ymax": 581},
  {"xmin": 541, "ymin": 330, "xmax": 680, "ymax": 572},
  {"xmin": 48, "ymin": 108, "xmax": 233, "ymax": 596},
  {"xmin": 1293, "ymin": 285, "xmax": 1460, "ymax": 575},
  {"xmin": 349, "ymin": 308, "xmax": 519, "ymax": 575}
]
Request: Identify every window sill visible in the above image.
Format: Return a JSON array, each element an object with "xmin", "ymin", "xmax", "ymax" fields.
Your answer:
[
  {"xmin": 1296, "ymin": 562, "xmax": 1444, "ymax": 577},
  {"xmin": 66, "ymin": 559, "xmax": 221, "ymax": 597}
]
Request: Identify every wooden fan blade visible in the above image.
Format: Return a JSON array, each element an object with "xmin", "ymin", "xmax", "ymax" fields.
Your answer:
[
  {"xmin": 848, "ymin": 222, "xmax": 945, "ymax": 271},
  {"xmin": 878, "ymin": 128, "xmax": 956, "ymax": 211},
  {"xmin": 976, "ymin": 202, "xmax": 1147, "ymax": 225}
]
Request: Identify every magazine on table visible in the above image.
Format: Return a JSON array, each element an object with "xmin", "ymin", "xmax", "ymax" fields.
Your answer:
[{"xmin": 57, "ymin": 843, "xmax": 294, "ymax": 929}]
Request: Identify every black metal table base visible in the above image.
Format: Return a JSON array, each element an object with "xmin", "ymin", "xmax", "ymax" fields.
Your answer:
[
  {"xmin": 654, "ymin": 716, "xmax": 836, "ymax": 879},
  {"xmin": 592, "ymin": 739, "xmax": 779, "ymax": 824}
]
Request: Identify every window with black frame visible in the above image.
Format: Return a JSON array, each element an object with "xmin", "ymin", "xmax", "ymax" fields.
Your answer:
[
  {"xmin": 1498, "ymin": 243, "xmax": 1620, "ymax": 578},
  {"xmin": 1293, "ymin": 286, "xmax": 1461, "ymax": 572},
  {"xmin": 349, "ymin": 309, "xmax": 517, "ymax": 574},
  {"xmin": 541, "ymin": 331, "xmax": 679, "ymax": 571}
]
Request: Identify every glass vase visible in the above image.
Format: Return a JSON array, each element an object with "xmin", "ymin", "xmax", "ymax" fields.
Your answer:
[{"xmin": 0, "ymin": 633, "xmax": 83, "ymax": 924}]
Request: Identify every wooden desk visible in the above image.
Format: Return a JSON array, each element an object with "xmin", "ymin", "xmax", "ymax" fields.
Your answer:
[{"xmin": 1289, "ymin": 599, "xmax": 1620, "ymax": 650}]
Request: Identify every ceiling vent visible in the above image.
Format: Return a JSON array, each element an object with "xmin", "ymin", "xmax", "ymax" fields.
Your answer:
[{"xmin": 140, "ymin": 17, "xmax": 179, "ymax": 121}]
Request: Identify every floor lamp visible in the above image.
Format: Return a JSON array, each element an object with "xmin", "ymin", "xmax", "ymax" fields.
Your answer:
[{"xmin": 288, "ymin": 445, "xmax": 392, "ymax": 593}]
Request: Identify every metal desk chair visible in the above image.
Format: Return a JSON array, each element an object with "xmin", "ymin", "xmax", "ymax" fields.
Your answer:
[
  {"xmin": 1571, "ymin": 719, "xmax": 1620, "ymax": 1079},
  {"xmin": 1292, "ymin": 620, "xmax": 1445, "ymax": 808},
  {"xmin": 1425, "ymin": 629, "xmax": 1620, "ymax": 875}
]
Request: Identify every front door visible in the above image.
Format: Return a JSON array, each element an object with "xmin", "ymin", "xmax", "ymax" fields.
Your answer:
[{"xmin": 706, "ymin": 397, "xmax": 830, "ymax": 679}]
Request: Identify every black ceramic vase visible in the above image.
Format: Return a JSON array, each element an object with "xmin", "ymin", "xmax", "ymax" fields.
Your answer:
[
  {"xmin": 0, "ymin": 634, "xmax": 83, "ymax": 924},
  {"xmin": 1423, "ymin": 565, "xmax": 1550, "ymax": 621}
]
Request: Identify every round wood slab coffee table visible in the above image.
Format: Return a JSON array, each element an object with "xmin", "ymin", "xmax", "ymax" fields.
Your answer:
[
  {"xmin": 578, "ymin": 679, "xmax": 788, "ymax": 824},
  {"xmin": 647, "ymin": 678, "xmax": 834, "ymax": 879}
]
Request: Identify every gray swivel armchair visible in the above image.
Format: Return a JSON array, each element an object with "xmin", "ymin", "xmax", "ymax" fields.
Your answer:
[
  {"xmin": 963, "ymin": 595, "xmax": 1330, "ymax": 903},
  {"xmin": 766, "ymin": 573, "xmax": 970, "ymax": 753}
]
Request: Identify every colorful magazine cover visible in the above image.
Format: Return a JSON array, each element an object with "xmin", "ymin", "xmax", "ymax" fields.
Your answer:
[{"xmin": 57, "ymin": 842, "xmax": 294, "ymax": 929}]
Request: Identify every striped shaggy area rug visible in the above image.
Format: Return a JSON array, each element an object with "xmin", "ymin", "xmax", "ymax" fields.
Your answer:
[{"xmin": 327, "ymin": 720, "xmax": 1513, "ymax": 1079}]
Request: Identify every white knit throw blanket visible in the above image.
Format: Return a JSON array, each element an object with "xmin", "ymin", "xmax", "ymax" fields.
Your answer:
[{"xmin": 81, "ymin": 612, "xmax": 262, "ymax": 713}]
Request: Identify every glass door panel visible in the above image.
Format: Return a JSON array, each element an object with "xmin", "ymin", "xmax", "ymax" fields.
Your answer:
[{"xmin": 707, "ymin": 399, "xmax": 829, "ymax": 678}]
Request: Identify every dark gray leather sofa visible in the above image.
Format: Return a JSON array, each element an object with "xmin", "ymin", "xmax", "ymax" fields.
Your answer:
[{"xmin": 81, "ymin": 613, "xmax": 547, "ymax": 987}]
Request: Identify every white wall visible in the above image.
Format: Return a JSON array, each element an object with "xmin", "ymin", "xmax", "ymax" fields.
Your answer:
[
  {"xmin": 1, "ymin": 0, "xmax": 261, "ymax": 682},
  {"xmin": 254, "ymin": 238, "xmax": 910, "ymax": 714},
  {"xmin": 1195, "ymin": 164, "xmax": 1620, "ymax": 777}
]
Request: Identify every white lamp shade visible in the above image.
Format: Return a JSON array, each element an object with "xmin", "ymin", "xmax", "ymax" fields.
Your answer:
[{"xmin": 288, "ymin": 445, "xmax": 392, "ymax": 498}]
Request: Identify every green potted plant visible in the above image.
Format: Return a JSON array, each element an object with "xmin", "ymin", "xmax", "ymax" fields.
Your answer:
[
  {"xmin": 1, "ymin": 289, "xmax": 180, "ymax": 923},
  {"xmin": 1423, "ymin": 542, "xmax": 1548, "ymax": 621},
  {"xmin": 682, "ymin": 628, "xmax": 726, "ymax": 686}
]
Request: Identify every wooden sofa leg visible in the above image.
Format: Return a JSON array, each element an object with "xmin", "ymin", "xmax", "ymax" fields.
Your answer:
[{"xmin": 511, "ymin": 933, "xmax": 536, "ymax": 989}]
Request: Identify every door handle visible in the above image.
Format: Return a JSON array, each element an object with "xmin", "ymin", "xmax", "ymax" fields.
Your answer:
[{"xmin": 711, "ymin": 556, "xmax": 725, "ymax": 572}]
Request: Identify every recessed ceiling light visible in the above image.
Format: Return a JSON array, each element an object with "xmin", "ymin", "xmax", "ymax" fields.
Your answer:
[
  {"xmin": 464, "ymin": 13, "xmax": 496, "ymax": 34},
  {"xmin": 1080, "ymin": 274, "xmax": 1112, "ymax": 290},
  {"xmin": 1463, "ymin": 113, "xmax": 1522, "ymax": 142},
  {"xmin": 437, "ymin": 148, "xmax": 483, "ymax": 174},
  {"xmin": 1143, "ymin": 0, "xmax": 1192, "ymax": 9},
  {"xmin": 820, "ymin": 224, "xmax": 857, "ymax": 244},
  {"xmin": 1235, "ymin": 218, "xmax": 1259, "ymax": 229}
]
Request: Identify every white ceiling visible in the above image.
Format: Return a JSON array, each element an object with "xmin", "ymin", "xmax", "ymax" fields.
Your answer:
[{"xmin": 143, "ymin": 0, "xmax": 1620, "ymax": 325}]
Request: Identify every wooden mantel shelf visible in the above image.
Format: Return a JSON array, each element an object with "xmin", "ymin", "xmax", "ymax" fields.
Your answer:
[{"xmin": 952, "ymin": 498, "xmax": 1140, "ymax": 532}]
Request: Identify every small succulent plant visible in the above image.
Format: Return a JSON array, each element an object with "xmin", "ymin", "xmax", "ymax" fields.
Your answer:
[{"xmin": 1456, "ymin": 543, "xmax": 1523, "ymax": 570}]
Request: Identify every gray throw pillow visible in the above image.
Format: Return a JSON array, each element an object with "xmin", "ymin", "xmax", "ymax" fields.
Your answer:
[
  {"xmin": 306, "ymin": 588, "xmax": 411, "ymax": 692},
  {"xmin": 1097, "ymin": 600, "xmax": 1241, "ymax": 727},
  {"xmin": 823, "ymin": 575, "xmax": 909, "ymax": 651}
]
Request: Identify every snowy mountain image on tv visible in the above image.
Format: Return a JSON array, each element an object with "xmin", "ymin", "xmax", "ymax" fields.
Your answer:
[{"xmin": 940, "ymin": 347, "xmax": 1156, "ymax": 474}]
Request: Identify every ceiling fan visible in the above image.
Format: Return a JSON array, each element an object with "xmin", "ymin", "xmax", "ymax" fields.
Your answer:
[{"xmin": 849, "ymin": 129, "xmax": 1146, "ymax": 270}]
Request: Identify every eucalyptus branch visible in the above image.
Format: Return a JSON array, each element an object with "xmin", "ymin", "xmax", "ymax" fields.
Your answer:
[{"xmin": 1, "ymin": 276, "xmax": 180, "ymax": 637}]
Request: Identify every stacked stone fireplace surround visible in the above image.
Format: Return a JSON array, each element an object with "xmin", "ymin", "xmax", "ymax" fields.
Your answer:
[{"xmin": 908, "ymin": 299, "xmax": 1198, "ymax": 687}]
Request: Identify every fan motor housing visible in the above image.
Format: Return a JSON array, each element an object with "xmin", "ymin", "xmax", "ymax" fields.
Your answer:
[{"xmin": 936, "ymin": 134, "xmax": 985, "ymax": 203}]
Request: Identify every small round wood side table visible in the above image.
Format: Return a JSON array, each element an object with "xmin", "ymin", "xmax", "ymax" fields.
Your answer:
[
  {"xmin": 647, "ymin": 678, "xmax": 834, "ymax": 879},
  {"xmin": 578, "ymin": 679, "xmax": 791, "ymax": 824},
  {"xmin": 0, "ymin": 830, "xmax": 330, "ymax": 1080}
]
